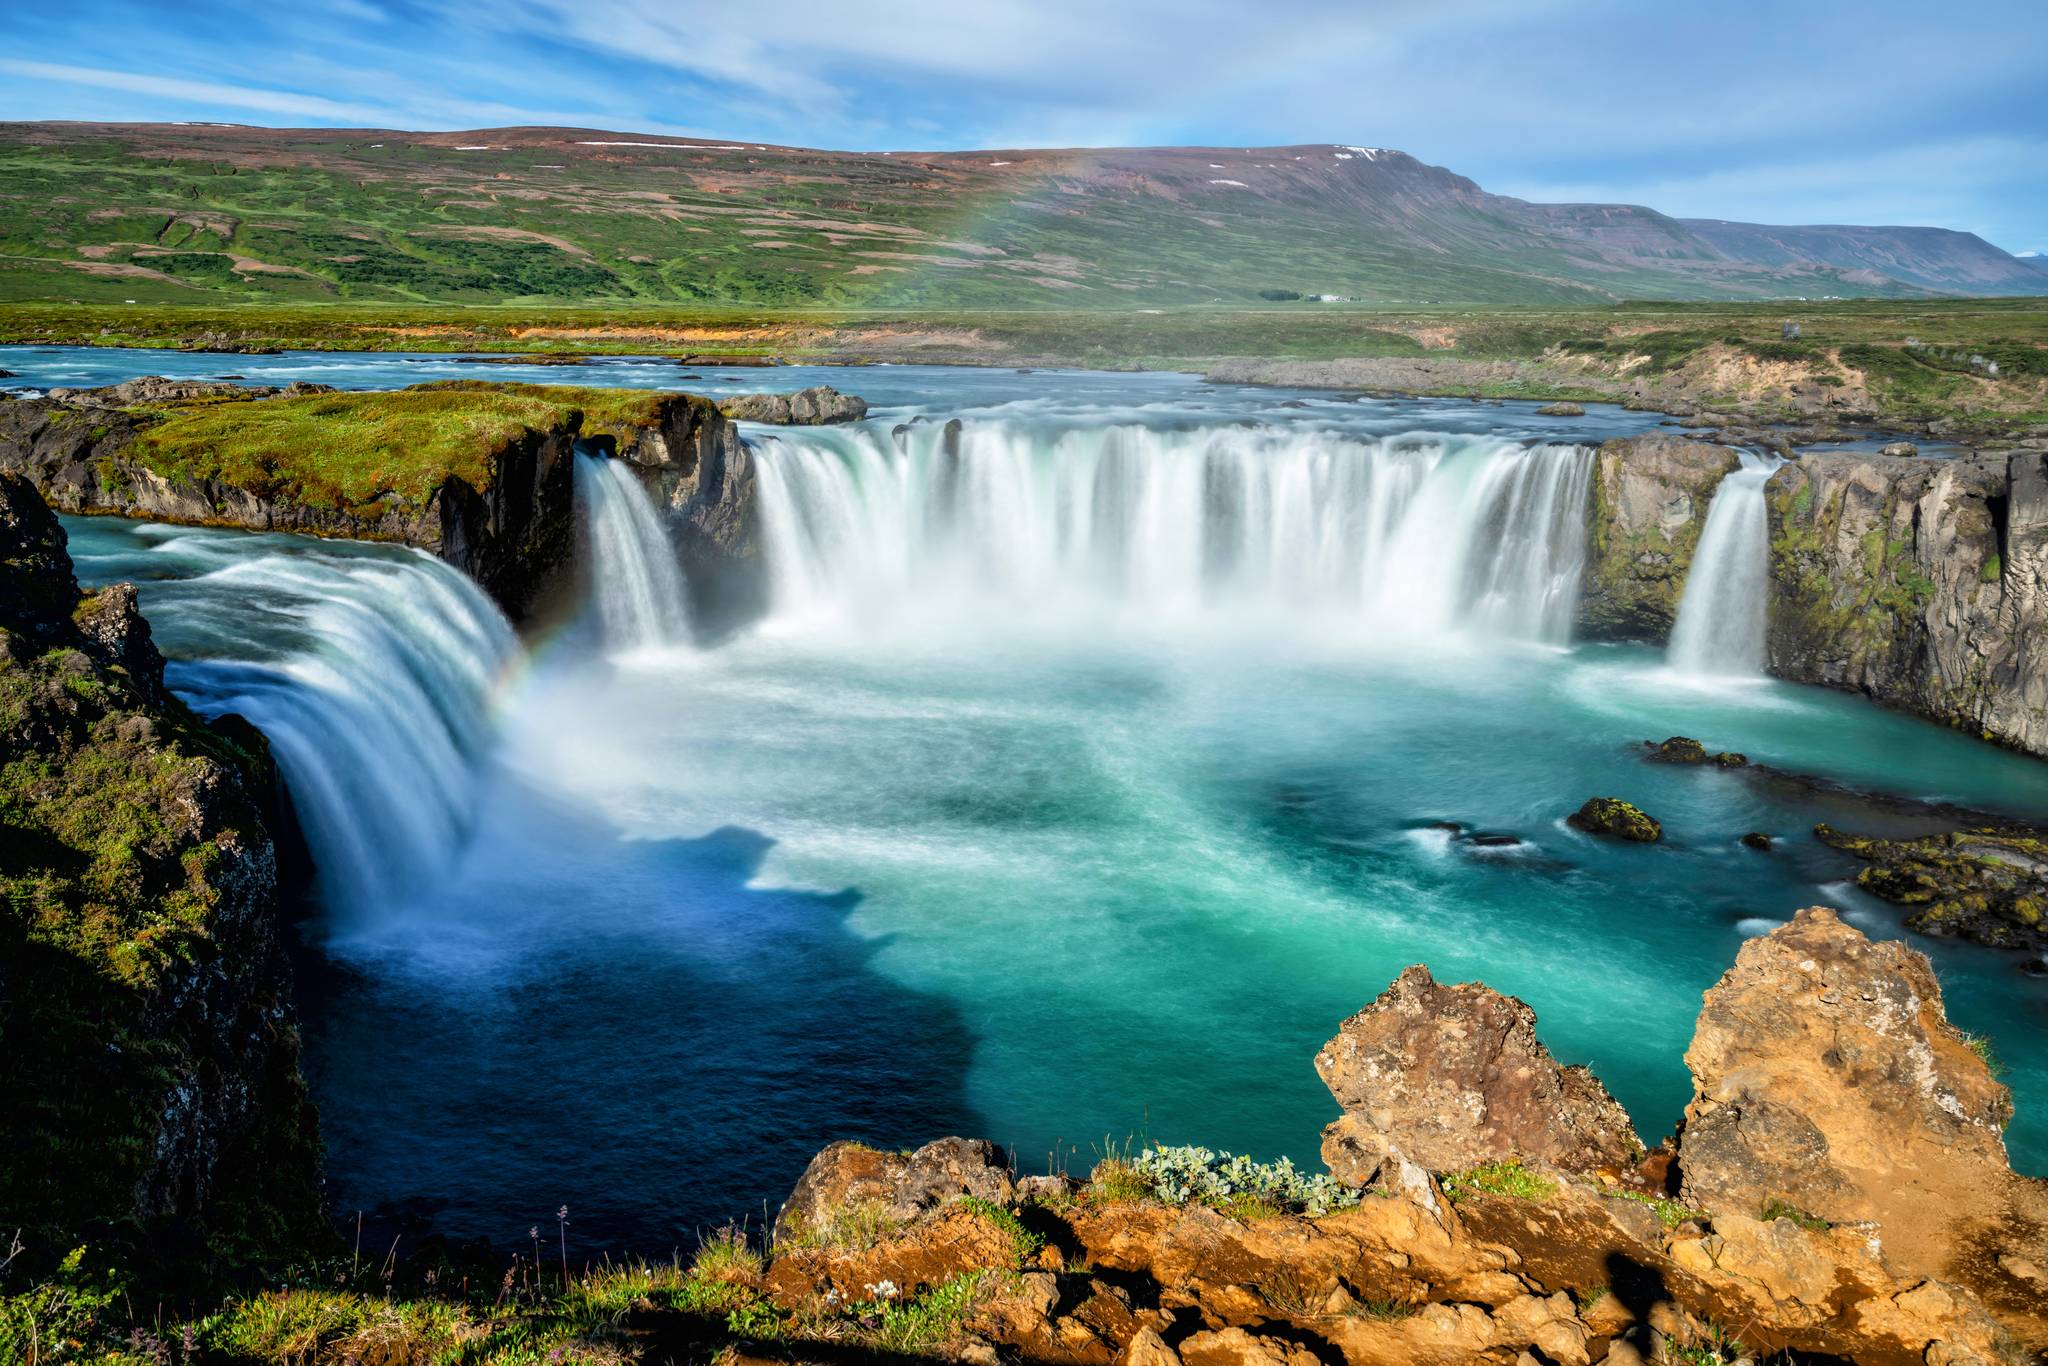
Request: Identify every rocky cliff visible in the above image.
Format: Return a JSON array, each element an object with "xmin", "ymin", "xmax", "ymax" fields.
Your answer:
[
  {"xmin": 1576, "ymin": 433, "xmax": 1740, "ymax": 642},
  {"xmin": 0, "ymin": 473, "xmax": 323, "ymax": 1268},
  {"xmin": 1766, "ymin": 448, "xmax": 2048, "ymax": 756}
]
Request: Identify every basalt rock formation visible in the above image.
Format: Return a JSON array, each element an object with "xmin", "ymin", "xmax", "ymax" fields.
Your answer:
[
  {"xmin": 1766, "ymin": 448, "xmax": 2048, "ymax": 758},
  {"xmin": 1314, "ymin": 965, "xmax": 1641, "ymax": 1184},
  {"xmin": 757, "ymin": 912, "xmax": 2046, "ymax": 1364},
  {"xmin": 0, "ymin": 473, "xmax": 322, "ymax": 1266},
  {"xmin": 1576, "ymin": 433, "xmax": 1741, "ymax": 643}
]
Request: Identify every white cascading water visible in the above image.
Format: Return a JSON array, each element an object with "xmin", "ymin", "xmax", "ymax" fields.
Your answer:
[
  {"xmin": 166, "ymin": 551, "xmax": 519, "ymax": 914},
  {"xmin": 1668, "ymin": 451, "xmax": 1784, "ymax": 676},
  {"xmin": 574, "ymin": 450, "xmax": 690, "ymax": 652},
  {"xmin": 751, "ymin": 422, "xmax": 1596, "ymax": 643}
]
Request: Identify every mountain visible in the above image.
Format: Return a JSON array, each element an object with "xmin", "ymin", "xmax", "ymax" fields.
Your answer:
[{"xmin": 1, "ymin": 122, "xmax": 2041, "ymax": 307}]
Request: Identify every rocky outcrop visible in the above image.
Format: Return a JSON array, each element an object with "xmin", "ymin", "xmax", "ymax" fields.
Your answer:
[
  {"xmin": 716, "ymin": 385, "xmax": 867, "ymax": 425},
  {"xmin": 1314, "ymin": 966, "xmax": 1641, "ymax": 1183},
  {"xmin": 1766, "ymin": 449, "xmax": 2048, "ymax": 758},
  {"xmin": 0, "ymin": 473, "xmax": 322, "ymax": 1263},
  {"xmin": 1567, "ymin": 797, "xmax": 1662, "ymax": 842},
  {"xmin": 43, "ymin": 376, "xmax": 334, "ymax": 407},
  {"xmin": 1676, "ymin": 907, "xmax": 2047, "ymax": 1341},
  {"xmin": 1577, "ymin": 434, "xmax": 1741, "ymax": 642},
  {"xmin": 604, "ymin": 395, "xmax": 765, "ymax": 631},
  {"xmin": 753, "ymin": 912, "xmax": 2046, "ymax": 1363}
]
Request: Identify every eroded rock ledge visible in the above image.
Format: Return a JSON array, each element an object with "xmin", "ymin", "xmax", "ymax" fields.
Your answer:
[
  {"xmin": 0, "ymin": 380, "xmax": 762, "ymax": 622},
  {"xmin": 759, "ymin": 909, "xmax": 2047, "ymax": 1365}
]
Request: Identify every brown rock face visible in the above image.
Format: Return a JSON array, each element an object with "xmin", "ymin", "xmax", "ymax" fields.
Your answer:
[
  {"xmin": 1314, "ymin": 965, "xmax": 1641, "ymax": 1181},
  {"xmin": 1678, "ymin": 906, "xmax": 2048, "ymax": 1339}
]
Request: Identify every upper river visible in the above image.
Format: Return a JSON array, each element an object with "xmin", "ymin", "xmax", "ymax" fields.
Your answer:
[{"xmin": 12, "ymin": 346, "xmax": 2046, "ymax": 1255}]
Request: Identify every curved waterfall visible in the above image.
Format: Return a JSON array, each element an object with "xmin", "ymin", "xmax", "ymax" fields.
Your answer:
[
  {"xmin": 1668, "ymin": 452, "xmax": 1783, "ymax": 676},
  {"xmin": 752, "ymin": 422, "xmax": 1595, "ymax": 642},
  {"xmin": 163, "ymin": 545, "xmax": 520, "ymax": 914},
  {"xmin": 575, "ymin": 450, "xmax": 690, "ymax": 652}
]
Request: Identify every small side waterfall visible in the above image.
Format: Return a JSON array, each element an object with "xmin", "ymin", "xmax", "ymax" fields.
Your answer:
[
  {"xmin": 1668, "ymin": 452, "xmax": 1783, "ymax": 676},
  {"xmin": 574, "ymin": 450, "xmax": 690, "ymax": 652},
  {"xmin": 751, "ymin": 421, "xmax": 1596, "ymax": 643},
  {"xmin": 165, "ymin": 549, "xmax": 519, "ymax": 913}
]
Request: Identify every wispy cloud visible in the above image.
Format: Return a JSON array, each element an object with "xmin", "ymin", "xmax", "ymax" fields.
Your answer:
[{"xmin": 0, "ymin": 59, "xmax": 387, "ymax": 122}]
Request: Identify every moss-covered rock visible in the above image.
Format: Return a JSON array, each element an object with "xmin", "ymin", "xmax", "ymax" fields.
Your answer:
[
  {"xmin": 1643, "ymin": 736, "xmax": 1747, "ymax": 766},
  {"xmin": 1567, "ymin": 798, "xmax": 1663, "ymax": 842},
  {"xmin": 1576, "ymin": 434, "xmax": 1741, "ymax": 643},
  {"xmin": 0, "ymin": 471, "xmax": 324, "ymax": 1271},
  {"xmin": 1816, "ymin": 822, "xmax": 2048, "ymax": 950}
]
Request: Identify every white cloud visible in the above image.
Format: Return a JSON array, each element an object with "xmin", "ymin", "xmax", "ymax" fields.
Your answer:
[{"xmin": 0, "ymin": 59, "xmax": 388, "ymax": 122}]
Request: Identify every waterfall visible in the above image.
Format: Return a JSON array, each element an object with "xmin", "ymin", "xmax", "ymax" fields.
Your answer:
[
  {"xmin": 165, "ymin": 548, "xmax": 519, "ymax": 914},
  {"xmin": 1668, "ymin": 452, "xmax": 1783, "ymax": 676},
  {"xmin": 574, "ymin": 450, "xmax": 690, "ymax": 652},
  {"xmin": 751, "ymin": 422, "xmax": 1595, "ymax": 643}
]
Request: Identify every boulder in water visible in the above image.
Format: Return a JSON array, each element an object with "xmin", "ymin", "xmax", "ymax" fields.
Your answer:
[
  {"xmin": 717, "ymin": 385, "xmax": 866, "ymax": 425},
  {"xmin": 1643, "ymin": 736, "xmax": 1748, "ymax": 766},
  {"xmin": 1741, "ymin": 831, "xmax": 1774, "ymax": 851},
  {"xmin": 1645, "ymin": 736, "xmax": 1709, "ymax": 764},
  {"xmin": 1316, "ymin": 964, "xmax": 1642, "ymax": 1183},
  {"xmin": 1536, "ymin": 401, "xmax": 1585, "ymax": 417},
  {"xmin": 1567, "ymin": 797, "xmax": 1661, "ymax": 842},
  {"xmin": 1879, "ymin": 440, "xmax": 1919, "ymax": 457}
]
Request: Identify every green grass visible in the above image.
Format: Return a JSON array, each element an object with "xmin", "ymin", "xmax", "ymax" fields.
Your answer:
[
  {"xmin": 1440, "ymin": 1159, "xmax": 1557, "ymax": 1204},
  {"xmin": 1963, "ymin": 1033, "xmax": 2010, "ymax": 1079},
  {"xmin": 125, "ymin": 381, "xmax": 668, "ymax": 510},
  {"xmin": 859, "ymin": 1271, "xmax": 988, "ymax": 1355},
  {"xmin": 1758, "ymin": 1199, "xmax": 1832, "ymax": 1232},
  {"xmin": 1610, "ymin": 1190, "xmax": 1707, "ymax": 1229},
  {"xmin": 775, "ymin": 1197, "xmax": 902, "ymax": 1253},
  {"xmin": 953, "ymin": 1197, "xmax": 1045, "ymax": 1268}
]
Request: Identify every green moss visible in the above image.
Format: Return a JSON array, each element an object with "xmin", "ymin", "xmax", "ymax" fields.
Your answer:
[
  {"xmin": 1982, "ymin": 552, "xmax": 2003, "ymax": 583},
  {"xmin": 1759, "ymin": 1199, "xmax": 1832, "ymax": 1232}
]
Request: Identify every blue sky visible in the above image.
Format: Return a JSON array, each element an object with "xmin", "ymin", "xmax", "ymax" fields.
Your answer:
[{"xmin": 3, "ymin": 0, "xmax": 2043, "ymax": 253}]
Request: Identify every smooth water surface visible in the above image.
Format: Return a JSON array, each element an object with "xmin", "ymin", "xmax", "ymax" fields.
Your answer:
[{"xmin": 46, "ymin": 348, "xmax": 2048, "ymax": 1257}]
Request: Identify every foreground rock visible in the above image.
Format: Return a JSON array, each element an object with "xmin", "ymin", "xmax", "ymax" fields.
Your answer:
[
  {"xmin": 1816, "ymin": 822, "xmax": 2048, "ymax": 949},
  {"xmin": 0, "ymin": 473, "xmax": 322, "ymax": 1263},
  {"xmin": 1315, "ymin": 965, "xmax": 1641, "ymax": 1182},
  {"xmin": 1576, "ymin": 434, "xmax": 1741, "ymax": 642},
  {"xmin": 1567, "ymin": 797, "xmax": 1662, "ymax": 841},
  {"xmin": 756, "ymin": 912, "xmax": 2044, "ymax": 1363},
  {"xmin": 716, "ymin": 385, "xmax": 867, "ymax": 425},
  {"xmin": 1678, "ymin": 907, "xmax": 2048, "ymax": 1340},
  {"xmin": 1767, "ymin": 448, "xmax": 2048, "ymax": 758}
]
